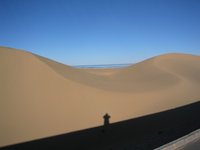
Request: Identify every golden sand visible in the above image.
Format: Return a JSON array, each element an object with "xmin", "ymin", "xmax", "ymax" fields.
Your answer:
[{"xmin": 0, "ymin": 46, "xmax": 200, "ymax": 147}]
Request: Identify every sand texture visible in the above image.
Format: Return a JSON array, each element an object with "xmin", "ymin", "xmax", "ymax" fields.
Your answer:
[{"xmin": 0, "ymin": 46, "xmax": 200, "ymax": 147}]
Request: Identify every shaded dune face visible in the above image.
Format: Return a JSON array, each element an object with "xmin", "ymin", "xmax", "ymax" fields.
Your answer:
[
  {"xmin": 36, "ymin": 54, "xmax": 181, "ymax": 92},
  {"xmin": 0, "ymin": 46, "xmax": 200, "ymax": 147},
  {"xmin": 154, "ymin": 54, "xmax": 200, "ymax": 84}
]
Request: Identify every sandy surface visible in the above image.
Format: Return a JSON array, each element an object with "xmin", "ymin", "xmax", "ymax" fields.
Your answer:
[{"xmin": 0, "ymin": 46, "xmax": 200, "ymax": 147}]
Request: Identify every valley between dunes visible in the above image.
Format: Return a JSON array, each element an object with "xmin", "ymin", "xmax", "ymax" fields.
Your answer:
[{"xmin": 0, "ymin": 46, "xmax": 200, "ymax": 147}]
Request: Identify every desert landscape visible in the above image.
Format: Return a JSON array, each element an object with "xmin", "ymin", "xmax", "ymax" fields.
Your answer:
[{"xmin": 1, "ymin": 46, "xmax": 200, "ymax": 148}]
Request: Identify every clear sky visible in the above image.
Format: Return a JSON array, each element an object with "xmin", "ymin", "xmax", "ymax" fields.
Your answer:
[{"xmin": 0, "ymin": 0, "xmax": 200, "ymax": 65}]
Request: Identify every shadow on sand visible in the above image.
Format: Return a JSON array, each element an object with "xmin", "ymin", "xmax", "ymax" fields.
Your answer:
[{"xmin": 1, "ymin": 101, "xmax": 200, "ymax": 150}]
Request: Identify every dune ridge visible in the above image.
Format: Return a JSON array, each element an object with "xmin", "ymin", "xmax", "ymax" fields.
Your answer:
[{"xmin": 0, "ymin": 46, "xmax": 200, "ymax": 147}]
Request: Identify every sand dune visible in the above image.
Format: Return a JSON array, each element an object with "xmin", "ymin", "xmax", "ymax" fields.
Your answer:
[{"xmin": 0, "ymin": 46, "xmax": 200, "ymax": 147}]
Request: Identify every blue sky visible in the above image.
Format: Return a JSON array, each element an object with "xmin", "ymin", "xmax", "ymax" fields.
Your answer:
[{"xmin": 0, "ymin": 0, "xmax": 200, "ymax": 65}]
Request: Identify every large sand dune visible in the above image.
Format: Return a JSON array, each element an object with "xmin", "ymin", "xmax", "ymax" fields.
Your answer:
[{"xmin": 0, "ymin": 46, "xmax": 200, "ymax": 147}]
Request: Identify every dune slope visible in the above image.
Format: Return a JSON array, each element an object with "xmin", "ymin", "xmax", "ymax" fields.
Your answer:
[{"xmin": 0, "ymin": 46, "xmax": 200, "ymax": 147}]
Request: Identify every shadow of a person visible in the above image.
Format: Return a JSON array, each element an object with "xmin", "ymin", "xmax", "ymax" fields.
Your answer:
[{"xmin": 103, "ymin": 113, "xmax": 111, "ymax": 126}]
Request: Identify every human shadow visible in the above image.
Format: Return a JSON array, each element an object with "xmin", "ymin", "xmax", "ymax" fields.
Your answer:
[
  {"xmin": 103, "ymin": 113, "xmax": 111, "ymax": 126},
  {"xmin": 1, "ymin": 101, "xmax": 200, "ymax": 150}
]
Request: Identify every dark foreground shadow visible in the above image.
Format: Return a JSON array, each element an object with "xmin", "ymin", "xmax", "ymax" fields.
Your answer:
[{"xmin": 1, "ymin": 101, "xmax": 200, "ymax": 150}]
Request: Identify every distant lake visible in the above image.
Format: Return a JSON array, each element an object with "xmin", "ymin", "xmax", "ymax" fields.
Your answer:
[{"xmin": 74, "ymin": 64, "xmax": 132, "ymax": 69}]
